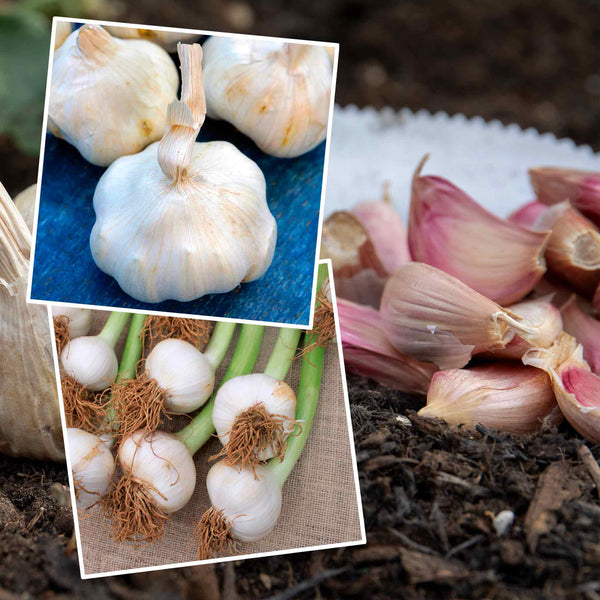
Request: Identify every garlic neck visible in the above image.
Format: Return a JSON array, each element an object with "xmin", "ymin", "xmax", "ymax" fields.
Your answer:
[
  {"xmin": 76, "ymin": 25, "xmax": 117, "ymax": 63},
  {"xmin": 158, "ymin": 43, "xmax": 206, "ymax": 184},
  {"xmin": 282, "ymin": 43, "xmax": 311, "ymax": 70}
]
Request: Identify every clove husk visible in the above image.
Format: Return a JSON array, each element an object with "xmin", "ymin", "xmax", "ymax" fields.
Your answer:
[
  {"xmin": 560, "ymin": 295, "xmax": 600, "ymax": 374},
  {"xmin": 419, "ymin": 363, "xmax": 559, "ymax": 434},
  {"xmin": 0, "ymin": 183, "xmax": 64, "ymax": 461},
  {"xmin": 338, "ymin": 298, "xmax": 436, "ymax": 394}
]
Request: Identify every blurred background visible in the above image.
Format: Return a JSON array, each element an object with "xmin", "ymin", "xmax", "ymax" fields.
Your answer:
[{"xmin": 0, "ymin": 0, "xmax": 598, "ymax": 197}]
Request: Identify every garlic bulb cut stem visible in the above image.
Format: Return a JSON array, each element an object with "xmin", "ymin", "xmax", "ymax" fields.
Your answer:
[
  {"xmin": 60, "ymin": 311, "xmax": 130, "ymax": 391},
  {"xmin": 176, "ymin": 324, "xmax": 265, "ymax": 454},
  {"xmin": 0, "ymin": 182, "xmax": 63, "ymax": 461},
  {"xmin": 68, "ymin": 428, "xmax": 115, "ymax": 509}
]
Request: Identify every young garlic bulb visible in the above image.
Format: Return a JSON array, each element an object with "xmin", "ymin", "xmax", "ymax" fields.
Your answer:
[
  {"xmin": 52, "ymin": 305, "xmax": 92, "ymax": 339},
  {"xmin": 145, "ymin": 339, "xmax": 217, "ymax": 413},
  {"xmin": 118, "ymin": 430, "xmax": 197, "ymax": 515},
  {"xmin": 202, "ymin": 37, "xmax": 332, "ymax": 158},
  {"xmin": 212, "ymin": 373, "xmax": 297, "ymax": 461},
  {"xmin": 104, "ymin": 26, "xmax": 200, "ymax": 52},
  {"xmin": 49, "ymin": 25, "xmax": 179, "ymax": 167},
  {"xmin": 68, "ymin": 428, "xmax": 115, "ymax": 509},
  {"xmin": 90, "ymin": 42, "xmax": 276, "ymax": 303},
  {"xmin": 206, "ymin": 461, "xmax": 282, "ymax": 541}
]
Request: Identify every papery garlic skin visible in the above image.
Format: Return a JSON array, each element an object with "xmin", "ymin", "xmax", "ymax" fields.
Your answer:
[
  {"xmin": 206, "ymin": 462, "xmax": 282, "ymax": 542},
  {"xmin": 90, "ymin": 141, "xmax": 276, "ymax": 303},
  {"xmin": 68, "ymin": 428, "xmax": 115, "ymax": 509},
  {"xmin": 103, "ymin": 26, "xmax": 200, "ymax": 52},
  {"xmin": 213, "ymin": 374, "xmax": 297, "ymax": 461},
  {"xmin": 145, "ymin": 339, "xmax": 215, "ymax": 413},
  {"xmin": 118, "ymin": 431, "xmax": 197, "ymax": 513},
  {"xmin": 49, "ymin": 25, "xmax": 179, "ymax": 166},
  {"xmin": 202, "ymin": 37, "xmax": 332, "ymax": 158},
  {"xmin": 420, "ymin": 364, "xmax": 559, "ymax": 434},
  {"xmin": 54, "ymin": 21, "xmax": 72, "ymax": 50},
  {"xmin": 52, "ymin": 305, "xmax": 92, "ymax": 339},
  {"xmin": 409, "ymin": 163, "xmax": 549, "ymax": 305},
  {"xmin": 14, "ymin": 184, "xmax": 37, "ymax": 232},
  {"xmin": 60, "ymin": 336, "xmax": 118, "ymax": 391}
]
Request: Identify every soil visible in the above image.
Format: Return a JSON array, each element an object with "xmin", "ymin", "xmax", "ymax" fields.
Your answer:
[{"xmin": 1, "ymin": 373, "xmax": 598, "ymax": 599}]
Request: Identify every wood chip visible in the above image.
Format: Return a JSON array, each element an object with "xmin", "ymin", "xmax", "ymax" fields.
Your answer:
[{"xmin": 578, "ymin": 445, "xmax": 600, "ymax": 502}]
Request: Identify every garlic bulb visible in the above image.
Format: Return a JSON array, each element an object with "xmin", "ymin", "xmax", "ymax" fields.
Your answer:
[
  {"xmin": 90, "ymin": 42, "xmax": 276, "ymax": 303},
  {"xmin": 61, "ymin": 337, "xmax": 117, "ymax": 391},
  {"xmin": 118, "ymin": 430, "xmax": 197, "ymax": 514},
  {"xmin": 206, "ymin": 461, "xmax": 282, "ymax": 541},
  {"xmin": 52, "ymin": 305, "xmax": 92, "ymax": 339},
  {"xmin": 14, "ymin": 184, "xmax": 36, "ymax": 231},
  {"xmin": 54, "ymin": 21, "xmax": 72, "ymax": 50},
  {"xmin": 104, "ymin": 26, "xmax": 200, "ymax": 52},
  {"xmin": 0, "ymin": 183, "xmax": 64, "ymax": 462},
  {"xmin": 212, "ymin": 373, "xmax": 297, "ymax": 461},
  {"xmin": 145, "ymin": 339, "xmax": 216, "ymax": 413},
  {"xmin": 49, "ymin": 25, "xmax": 179, "ymax": 166},
  {"xmin": 68, "ymin": 428, "xmax": 115, "ymax": 509},
  {"xmin": 202, "ymin": 37, "xmax": 332, "ymax": 158}
]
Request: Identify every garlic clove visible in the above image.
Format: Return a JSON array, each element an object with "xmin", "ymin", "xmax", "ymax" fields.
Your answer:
[
  {"xmin": 103, "ymin": 26, "xmax": 200, "ymax": 52},
  {"xmin": 409, "ymin": 159, "xmax": 550, "ymax": 305},
  {"xmin": 508, "ymin": 200, "xmax": 548, "ymax": 229},
  {"xmin": 419, "ymin": 363, "xmax": 559, "ymax": 434},
  {"xmin": 487, "ymin": 298, "xmax": 563, "ymax": 360},
  {"xmin": 212, "ymin": 373, "xmax": 297, "ymax": 462},
  {"xmin": 60, "ymin": 336, "xmax": 118, "ymax": 391},
  {"xmin": 13, "ymin": 184, "xmax": 37, "ymax": 232},
  {"xmin": 202, "ymin": 37, "xmax": 332, "ymax": 158},
  {"xmin": 52, "ymin": 305, "xmax": 92, "ymax": 339},
  {"xmin": 338, "ymin": 298, "xmax": 436, "ymax": 393},
  {"xmin": 379, "ymin": 263, "xmax": 540, "ymax": 370},
  {"xmin": 68, "ymin": 428, "xmax": 115, "ymax": 509},
  {"xmin": 206, "ymin": 461, "xmax": 282, "ymax": 542},
  {"xmin": 118, "ymin": 430, "xmax": 197, "ymax": 514},
  {"xmin": 595, "ymin": 283, "xmax": 600, "ymax": 317},
  {"xmin": 534, "ymin": 201, "xmax": 600, "ymax": 295},
  {"xmin": 560, "ymin": 295, "xmax": 600, "ymax": 374},
  {"xmin": 145, "ymin": 339, "xmax": 215, "ymax": 413},
  {"xmin": 50, "ymin": 25, "xmax": 179, "ymax": 166},
  {"xmin": 523, "ymin": 333, "xmax": 600, "ymax": 442},
  {"xmin": 529, "ymin": 166, "xmax": 600, "ymax": 226}
]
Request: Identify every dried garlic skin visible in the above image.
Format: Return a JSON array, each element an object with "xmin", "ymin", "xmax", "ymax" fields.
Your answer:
[
  {"xmin": 104, "ymin": 26, "xmax": 200, "ymax": 52},
  {"xmin": 0, "ymin": 184, "xmax": 63, "ymax": 462},
  {"xmin": 90, "ymin": 141, "xmax": 276, "ymax": 303},
  {"xmin": 14, "ymin": 183, "xmax": 36, "ymax": 231},
  {"xmin": 49, "ymin": 25, "xmax": 179, "ymax": 167},
  {"xmin": 202, "ymin": 37, "xmax": 332, "ymax": 158},
  {"xmin": 54, "ymin": 21, "xmax": 72, "ymax": 50}
]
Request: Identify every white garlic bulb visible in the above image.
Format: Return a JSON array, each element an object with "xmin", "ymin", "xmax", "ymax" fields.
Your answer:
[
  {"xmin": 68, "ymin": 428, "xmax": 115, "ymax": 509},
  {"xmin": 118, "ymin": 430, "xmax": 197, "ymax": 513},
  {"xmin": 60, "ymin": 336, "xmax": 118, "ymax": 391},
  {"xmin": 103, "ymin": 26, "xmax": 200, "ymax": 52},
  {"xmin": 212, "ymin": 373, "xmax": 297, "ymax": 461},
  {"xmin": 49, "ymin": 25, "xmax": 179, "ymax": 166},
  {"xmin": 202, "ymin": 37, "xmax": 332, "ymax": 158},
  {"xmin": 14, "ymin": 184, "xmax": 37, "ymax": 231},
  {"xmin": 145, "ymin": 339, "xmax": 216, "ymax": 413},
  {"xmin": 54, "ymin": 21, "xmax": 72, "ymax": 50},
  {"xmin": 52, "ymin": 305, "xmax": 92, "ymax": 339},
  {"xmin": 90, "ymin": 42, "xmax": 276, "ymax": 303},
  {"xmin": 206, "ymin": 462, "xmax": 282, "ymax": 541}
]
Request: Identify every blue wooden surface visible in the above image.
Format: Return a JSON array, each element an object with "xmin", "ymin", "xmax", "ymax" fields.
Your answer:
[{"xmin": 31, "ymin": 120, "xmax": 324, "ymax": 325}]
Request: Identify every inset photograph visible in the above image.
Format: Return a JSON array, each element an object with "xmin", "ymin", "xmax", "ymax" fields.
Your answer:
[
  {"xmin": 30, "ymin": 19, "xmax": 337, "ymax": 326},
  {"xmin": 56, "ymin": 260, "xmax": 364, "ymax": 576}
]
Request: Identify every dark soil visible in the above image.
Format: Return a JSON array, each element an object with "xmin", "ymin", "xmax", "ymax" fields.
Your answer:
[{"xmin": 1, "ymin": 373, "xmax": 599, "ymax": 599}]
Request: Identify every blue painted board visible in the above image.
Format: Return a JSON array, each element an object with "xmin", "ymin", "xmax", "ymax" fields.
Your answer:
[{"xmin": 31, "ymin": 118, "xmax": 324, "ymax": 325}]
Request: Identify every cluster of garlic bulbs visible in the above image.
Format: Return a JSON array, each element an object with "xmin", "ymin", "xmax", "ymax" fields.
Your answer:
[{"xmin": 202, "ymin": 37, "xmax": 333, "ymax": 158}]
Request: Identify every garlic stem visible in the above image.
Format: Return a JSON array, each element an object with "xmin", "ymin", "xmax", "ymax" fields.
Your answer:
[
  {"xmin": 97, "ymin": 311, "xmax": 131, "ymax": 348},
  {"xmin": 176, "ymin": 324, "xmax": 265, "ymax": 454},
  {"xmin": 116, "ymin": 313, "xmax": 147, "ymax": 382},
  {"xmin": 269, "ymin": 329, "xmax": 323, "ymax": 487},
  {"xmin": 157, "ymin": 43, "xmax": 206, "ymax": 183},
  {"xmin": 203, "ymin": 321, "xmax": 237, "ymax": 370},
  {"xmin": 263, "ymin": 328, "xmax": 303, "ymax": 380}
]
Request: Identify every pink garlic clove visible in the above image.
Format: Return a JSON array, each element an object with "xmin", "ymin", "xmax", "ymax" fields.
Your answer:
[
  {"xmin": 507, "ymin": 200, "xmax": 548, "ymax": 229},
  {"xmin": 560, "ymin": 295, "xmax": 600, "ymax": 374}
]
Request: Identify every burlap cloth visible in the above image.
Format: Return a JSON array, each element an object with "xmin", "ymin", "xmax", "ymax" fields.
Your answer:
[{"xmin": 73, "ymin": 309, "xmax": 363, "ymax": 575}]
